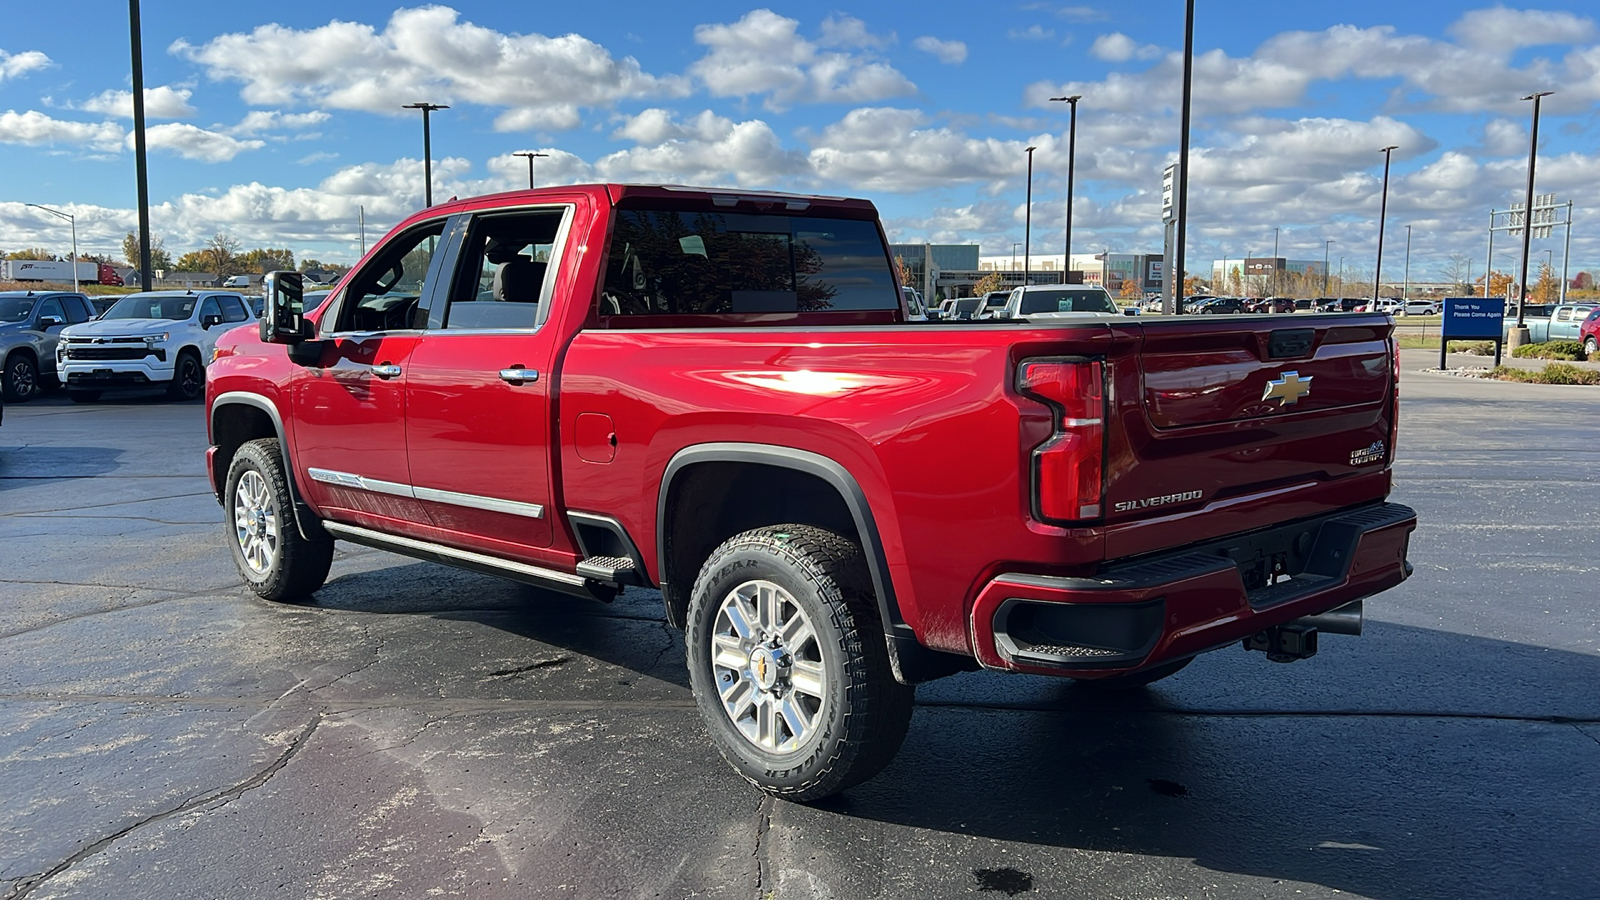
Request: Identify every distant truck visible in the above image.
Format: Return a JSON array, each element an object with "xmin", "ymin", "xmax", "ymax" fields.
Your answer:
[
  {"xmin": 1503, "ymin": 303, "xmax": 1598, "ymax": 343},
  {"xmin": 0, "ymin": 260, "xmax": 124, "ymax": 286}
]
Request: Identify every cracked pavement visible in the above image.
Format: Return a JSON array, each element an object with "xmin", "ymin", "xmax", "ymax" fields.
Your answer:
[{"xmin": 1, "ymin": 353, "xmax": 1598, "ymax": 899}]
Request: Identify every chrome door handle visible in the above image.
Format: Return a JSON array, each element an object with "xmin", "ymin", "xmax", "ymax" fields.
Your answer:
[
  {"xmin": 371, "ymin": 363, "xmax": 402, "ymax": 379},
  {"xmin": 499, "ymin": 367, "xmax": 540, "ymax": 384}
]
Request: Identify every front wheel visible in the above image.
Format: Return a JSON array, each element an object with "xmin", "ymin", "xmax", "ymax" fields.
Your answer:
[
  {"xmin": 3, "ymin": 352, "xmax": 38, "ymax": 402},
  {"xmin": 167, "ymin": 350, "xmax": 204, "ymax": 401},
  {"xmin": 686, "ymin": 525, "xmax": 913, "ymax": 801},
  {"xmin": 225, "ymin": 438, "xmax": 334, "ymax": 601},
  {"xmin": 1585, "ymin": 336, "xmax": 1598, "ymax": 359}
]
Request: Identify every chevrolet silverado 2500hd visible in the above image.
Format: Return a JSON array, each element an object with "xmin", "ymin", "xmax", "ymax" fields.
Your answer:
[{"xmin": 206, "ymin": 184, "xmax": 1416, "ymax": 800}]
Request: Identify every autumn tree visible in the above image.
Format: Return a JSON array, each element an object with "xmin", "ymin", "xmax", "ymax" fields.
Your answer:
[
  {"xmin": 972, "ymin": 271, "xmax": 1005, "ymax": 296},
  {"xmin": 202, "ymin": 233, "xmax": 243, "ymax": 278},
  {"xmin": 894, "ymin": 255, "xmax": 912, "ymax": 287},
  {"xmin": 7, "ymin": 248, "xmax": 55, "ymax": 260},
  {"xmin": 1475, "ymin": 270, "xmax": 1514, "ymax": 299},
  {"xmin": 1119, "ymin": 278, "xmax": 1141, "ymax": 300},
  {"xmin": 1182, "ymin": 274, "xmax": 1205, "ymax": 297},
  {"xmin": 122, "ymin": 231, "xmax": 173, "ymax": 271},
  {"xmin": 1530, "ymin": 261, "xmax": 1560, "ymax": 304},
  {"xmin": 239, "ymin": 248, "xmax": 295, "ymax": 273}
]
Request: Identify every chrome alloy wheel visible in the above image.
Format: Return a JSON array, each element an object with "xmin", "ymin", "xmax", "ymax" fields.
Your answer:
[
  {"xmin": 710, "ymin": 579, "xmax": 827, "ymax": 753},
  {"xmin": 233, "ymin": 470, "xmax": 279, "ymax": 575}
]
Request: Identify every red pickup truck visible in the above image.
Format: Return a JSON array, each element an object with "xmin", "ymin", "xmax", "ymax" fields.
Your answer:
[{"xmin": 206, "ymin": 184, "xmax": 1416, "ymax": 800}]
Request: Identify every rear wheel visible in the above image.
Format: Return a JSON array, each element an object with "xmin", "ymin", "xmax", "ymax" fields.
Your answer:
[
  {"xmin": 686, "ymin": 525, "xmax": 913, "ymax": 801},
  {"xmin": 3, "ymin": 352, "xmax": 38, "ymax": 402},
  {"xmin": 1585, "ymin": 336, "xmax": 1598, "ymax": 359},
  {"xmin": 225, "ymin": 438, "xmax": 334, "ymax": 601},
  {"xmin": 167, "ymin": 350, "xmax": 204, "ymax": 401}
]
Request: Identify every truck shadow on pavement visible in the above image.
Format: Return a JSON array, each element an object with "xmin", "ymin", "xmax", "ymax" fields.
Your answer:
[
  {"xmin": 0, "ymin": 445, "xmax": 122, "ymax": 490},
  {"xmin": 306, "ymin": 563, "xmax": 1598, "ymax": 900}
]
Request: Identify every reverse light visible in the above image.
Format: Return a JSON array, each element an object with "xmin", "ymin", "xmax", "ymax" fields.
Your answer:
[{"xmin": 1017, "ymin": 358, "xmax": 1106, "ymax": 522}]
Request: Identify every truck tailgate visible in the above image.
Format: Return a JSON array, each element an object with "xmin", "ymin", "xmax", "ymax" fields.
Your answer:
[{"xmin": 1100, "ymin": 315, "xmax": 1396, "ymax": 558}]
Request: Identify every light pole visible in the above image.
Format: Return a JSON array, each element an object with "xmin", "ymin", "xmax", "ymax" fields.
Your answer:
[
  {"xmin": 1024, "ymin": 145, "xmax": 1037, "ymax": 287},
  {"xmin": 402, "ymin": 102, "xmax": 449, "ymax": 207},
  {"xmin": 1403, "ymin": 225, "xmax": 1411, "ymax": 300},
  {"xmin": 1324, "ymin": 239, "xmax": 1334, "ymax": 297},
  {"xmin": 1173, "ymin": 0, "xmax": 1196, "ymax": 313},
  {"xmin": 1374, "ymin": 145, "xmax": 1399, "ymax": 303},
  {"xmin": 1048, "ymin": 95, "xmax": 1082, "ymax": 278},
  {"xmin": 129, "ymin": 0, "xmax": 153, "ymax": 291},
  {"xmin": 25, "ymin": 204, "xmax": 78, "ymax": 292},
  {"xmin": 1514, "ymin": 91, "xmax": 1553, "ymax": 331},
  {"xmin": 512, "ymin": 150, "xmax": 548, "ymax": 189},
  {"xmin": 1272, "ymin": 226, "xmax": 1280, "ymax": 297},
  {"xmin": 1339, "ymin": 255, "xmax": 1344, "ymax": 294}
]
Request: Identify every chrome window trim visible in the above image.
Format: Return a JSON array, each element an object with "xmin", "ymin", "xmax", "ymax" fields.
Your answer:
[{"xmin": 306, "ymin": 466, "xmax": 544, "ymax": 518}]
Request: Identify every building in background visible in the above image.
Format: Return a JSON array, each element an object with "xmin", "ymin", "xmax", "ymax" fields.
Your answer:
[
  {"xmin": 1211, "ymin": 257, "xmax": 1324, "ymax": 295},
  {"xmin": 977, "ymin": 252, "xmax": 1165, "ymax": 296},
  {"xmin": 888, "ymin": 243, "xmax": 981, "ymax": 302}
]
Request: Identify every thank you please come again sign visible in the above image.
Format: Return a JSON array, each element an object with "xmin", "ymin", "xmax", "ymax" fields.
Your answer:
[{"xmin": 1440, "ymin": 297, "xmax": 1506, "ymax": 368}]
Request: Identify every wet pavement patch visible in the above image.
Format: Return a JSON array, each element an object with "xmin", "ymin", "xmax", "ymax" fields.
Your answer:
[
  {"xmin": 1147, "ymin": 778, "xmax": 1189, "ymax": 797},
  {"xmin": 974, "ymin": 867, "xmax": 1034, "ymax": 895}
]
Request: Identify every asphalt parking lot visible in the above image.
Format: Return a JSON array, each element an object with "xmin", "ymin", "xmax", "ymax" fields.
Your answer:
[{"xmin": 2, "ymin": 350, "xmax": 1597, "ymax": 900}]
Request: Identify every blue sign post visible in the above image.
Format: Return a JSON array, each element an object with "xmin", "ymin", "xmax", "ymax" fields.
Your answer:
[{"xmin": 1441, "ymin": 297, "xmax": 1506, "ymax": 369}]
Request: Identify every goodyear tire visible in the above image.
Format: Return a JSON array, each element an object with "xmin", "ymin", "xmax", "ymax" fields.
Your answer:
[
  {"xmin": 225, "ymin": 438, "xmax": 334, "ymax": 602},
  {"xmin": 686, "ymin": 525, "xmax": 913, "ymax": 801}
]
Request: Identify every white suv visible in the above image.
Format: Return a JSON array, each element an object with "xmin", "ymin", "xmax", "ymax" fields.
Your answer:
[
  {"xmin": 1000, "ymin": 284, "xmax": 1127, "ymax": 320},
  {"xmin": 57, "ymin": 291, "xmax": 254, "ymax": 402}
]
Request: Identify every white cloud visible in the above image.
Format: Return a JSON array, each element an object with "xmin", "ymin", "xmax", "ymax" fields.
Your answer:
[
  {"xmin": 0, "ymin": 110, "xmax": 124, "ymax": 151},
  {"xmin": 689, "ymin": 10, "xmax": 914, "ymax": 109},
  {"xmin": 599, "ymin": 110, "xmax": 807, "ymax": 185},
  {"xmin": 137, "ymin": 123, "xmax": 265, "ymax": 162},
  {"xmin": 1009, "ymin": 25, "xmax": 1057, "ymax": 42},
  {"xmin": 819, "ymin": 15, "xmax": 887, "ymax": 50},
  {"xmin": 913, "ymin": 36, "xmax": 967, "ymax": 65},
  {"xmin": 1482, "ymin": 119, "xmax": 1527, "ymax": 157},
  {"xmin": 486, "ymin": 149, "xmax": 592, "ymax": 189},
  {"xmin": 231, "ymin": 109, "xmax": 332, "ymax": 135},
  {"xmin": 1091, "ymin": 33, "xmax": 1161, "ymax": 62},
  {"xmin": 809, "ymin": 108, "xmax": 1061, "ymax": 193},
  {"xmin": 1449, "ymin": 8, "xmax": 1596, "ymax": 50},
  {"xmin": 1056, "ymin": 6, "xmax": 1108, "ymax": 22},
  {"xmin": 77, "ymin": 86, "xmax": 197, "ymax": 119},
  {"xmin": 175, "ymin": 6, "xmax": 680, "ymax": 131},
  {"xmin": 0, "ymin": 49, "xmax": 52, "ymax": 81}
]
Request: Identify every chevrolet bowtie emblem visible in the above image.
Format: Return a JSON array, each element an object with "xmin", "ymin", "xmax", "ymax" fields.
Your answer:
[{"xmin": 1262, "ymin": 371, "xmax": 1313, "ymax": 405}]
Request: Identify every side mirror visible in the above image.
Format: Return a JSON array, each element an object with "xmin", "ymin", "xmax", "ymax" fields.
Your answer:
[
  {"xmin": 201, "ymin": 313, "xmax": 223, "ymax": 329},
  {"xmin": 260, "ymin": 271, "xmax": 304, "ymax": 344},
  {"xmin": 38, "ymin": 315, "xmax": 64, "ymax": 329}
]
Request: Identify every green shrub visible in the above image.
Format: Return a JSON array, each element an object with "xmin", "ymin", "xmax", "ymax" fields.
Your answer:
[
  {"xmin": 1511, "ymin": 340, "xmax": 1587, "ymax": 360},
  {"xmin": 1491, "ymin": 363, "xmax": 1600, "ymax": 385}
]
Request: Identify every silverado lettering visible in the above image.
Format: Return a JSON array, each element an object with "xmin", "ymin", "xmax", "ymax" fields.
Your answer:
[
  {"xmin": 1113, "ymin": 490, "xmax": 1205, "ymax": 513},
  {"xmin": 205, "ymin": 183, "xmax": 1417, "ymax": 802}
]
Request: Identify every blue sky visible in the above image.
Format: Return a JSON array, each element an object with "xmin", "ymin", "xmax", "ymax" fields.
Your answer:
[{"xmin": 2, "ymin": 1, "xmax": 1597, "ymax": 280}]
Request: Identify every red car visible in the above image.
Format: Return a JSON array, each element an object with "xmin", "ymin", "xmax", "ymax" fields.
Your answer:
[
  {"xmin": 206, "ymin": 184, "xmax": 1415, "ymax": 800},
  {"xmin": 1582, "ymin": 308, "xmax": 1600, "ymax": 358}
]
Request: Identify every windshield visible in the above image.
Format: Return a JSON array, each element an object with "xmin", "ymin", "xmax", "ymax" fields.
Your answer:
[
  {"xmin": 1017, "ymin": 289, "xmax": 1117, "ymax": 315},
  {"xmin": 0, "ymin": 298, "xmax": 36, "ymax": 323},
  {"xmin": 101, "ymin": 295, "xmax": 198, "ymax": 321}
]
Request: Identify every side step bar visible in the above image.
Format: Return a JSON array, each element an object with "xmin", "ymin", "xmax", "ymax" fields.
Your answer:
[{"xmin": 322, "ymin": 522, "xmax": 616, "ymax": 602}]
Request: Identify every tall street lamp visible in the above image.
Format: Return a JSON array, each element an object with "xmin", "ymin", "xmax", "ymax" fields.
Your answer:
[
  {"xmin": 1272, "ymin": 226, "xmax": 1280, "ymax": 297},
  {"xmin": 25, "ymin": 204, "xmax": 78, "ymax": 293},
  {"xmin": 1514, "ymin": 90, "xmax": 1553, "ymax": 331},
  {"xmin": 402, "ymin": 102, "xmax": 449, "ymax": 207},
  {"xmin": 1374, "ymin": 145, "xmax": 1399, "ymax": 303},
  {"xmin": 129, "ymin": 0, "xmax": 153, "ymax": 291},
  {"xmin": 1323, "ymin": 239, "xmax": 1335, "ymax": 297},
  {"xmin": 1024, "ymin": 145, "xmax": 1037, "ymax": 287},
  {"xmin": 1403, "ymin": 225, "xmax": 1411, "ymax": 300},
  {"xmin": 513, "ymin": 150, "xmax": 549, "ymax": 189},
  {"xmin": 1048, "ymin": 95, "xmax": 1082, "ymax": 278},
  {"xmin": 1173, "ymin": 0, "xmax": 1196, "ymax": 313}
]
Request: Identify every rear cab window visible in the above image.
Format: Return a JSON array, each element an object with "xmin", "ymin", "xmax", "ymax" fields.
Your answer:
[{"xmin": 598, "ymin": 201, "xmax": 900, "ymax": 326}]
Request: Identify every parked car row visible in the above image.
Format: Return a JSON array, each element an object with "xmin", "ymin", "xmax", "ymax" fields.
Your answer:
[{"xmin": 0, "ymin": 288, "xmax": 334, "ymax": 404}]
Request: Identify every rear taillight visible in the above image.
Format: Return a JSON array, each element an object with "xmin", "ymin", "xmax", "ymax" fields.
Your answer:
[
  {"xmin": 1017, "ymin": 358, "xmax": 1106, "ymax": 522},
  {"xmin": 1389, "ymin": 335, "xmax": 1400, "ymax": 463}
]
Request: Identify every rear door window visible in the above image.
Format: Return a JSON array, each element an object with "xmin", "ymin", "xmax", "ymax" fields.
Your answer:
[{"xmin": 601, "ymin": 210, "xmax": 896, "ymax": 317}]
